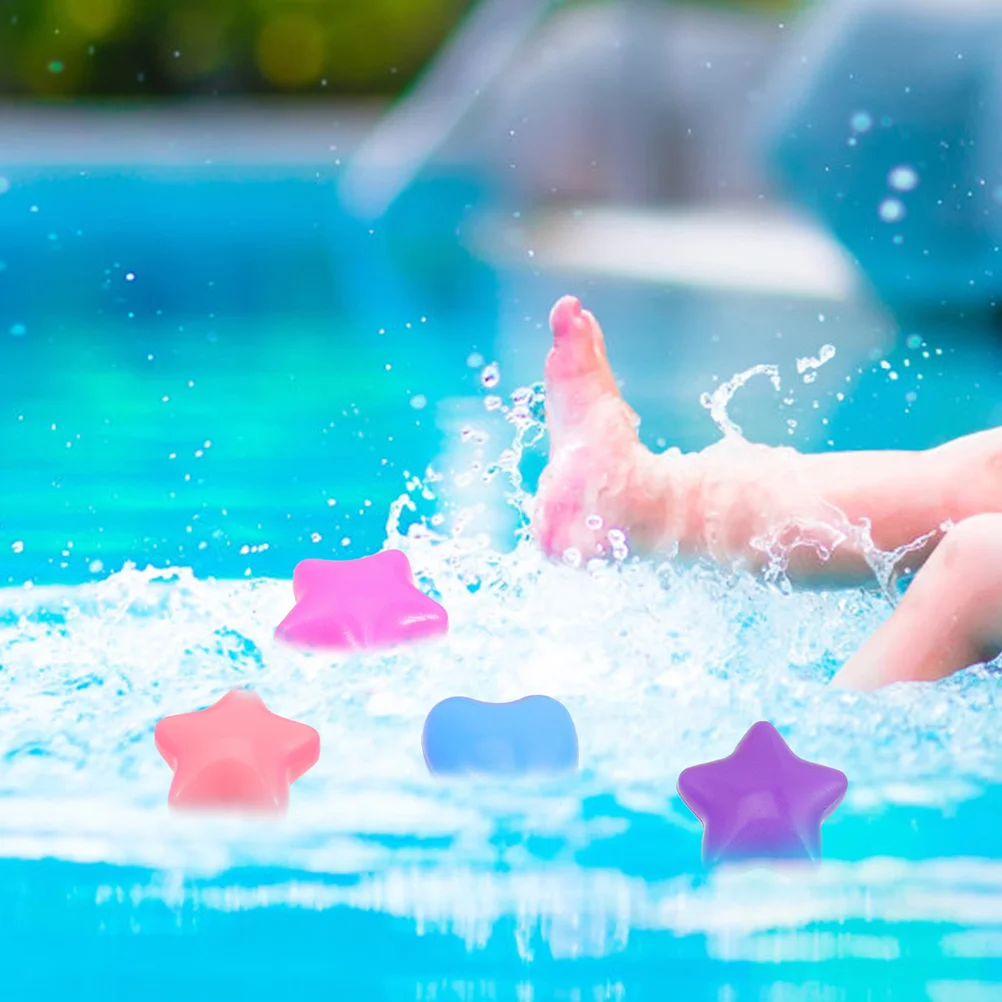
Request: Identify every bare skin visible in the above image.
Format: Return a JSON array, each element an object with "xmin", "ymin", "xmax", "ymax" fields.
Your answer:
[{"xmin": 532, "ymin": 295, "xmax": 1002, "ymax": 690}]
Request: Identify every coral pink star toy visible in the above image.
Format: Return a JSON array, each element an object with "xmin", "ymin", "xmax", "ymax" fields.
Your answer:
[
  {"xmin": 274, "ymin": 550, "xmax": 449, "ymax": 651},
  {"xmin": 154, "ymin": 689, "xmax": 320, "ymax": 813}
]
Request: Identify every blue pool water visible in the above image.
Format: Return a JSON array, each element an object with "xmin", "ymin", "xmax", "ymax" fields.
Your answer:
[{"xmin": 3, "ymin": 160, "xmax": 1002, "ymax": 999}]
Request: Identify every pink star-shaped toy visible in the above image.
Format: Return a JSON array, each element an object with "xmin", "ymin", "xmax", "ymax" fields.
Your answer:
[
  {"xmin": 274, "ymin": 550, "xmax": 449, "ymax": 651},
  {"xmin": 154, "ymin": 689, "xmax": 320, "ymax": 813}
]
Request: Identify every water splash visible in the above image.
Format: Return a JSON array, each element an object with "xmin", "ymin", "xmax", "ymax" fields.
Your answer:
[
  {"xmin": 688, "ymin": 349, "xmax": 925, "ymax": 603},
  {"xmin": 0, "ymin": 361, "xmax": 999, "ymax": 908},
  {"xmin": 699, "ymin": 364, "xmax": 782, "ymax": 439},
  {"xmin": 796, "ymin": 343, "xmax": 837, "ymax": 385}
]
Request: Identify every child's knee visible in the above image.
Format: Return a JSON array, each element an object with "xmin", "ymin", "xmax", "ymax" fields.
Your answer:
[{"xmin": 939, "ymin": 513, "xmax": 1002, "ymax": 574}]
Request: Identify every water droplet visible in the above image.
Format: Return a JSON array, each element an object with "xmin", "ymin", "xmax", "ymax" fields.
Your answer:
[
  {"xmin": 11, "ymin": 541, "xmax": 24, "ymax": 554},
  {"xmin": 796, "ymin": 343, "xmax": 836, "ymax": 381},
  {"xmin": 906, "ymin": 334, "xmax": 923, "ymax": 349},
  {"xmin": 0, "ymin": 177, "xmax": 9, "ymax": 195},
  {"xmin": 310, "ymin": 532, "xmax": 322, "ymax": 543},
  {"xmin": 467, "ymin": 352, "xmax": 484, "ymax": 368},
  {"xmin": 562, "ymin": 547, "xmax": 582, "ymax": 568},
  {"xmin": 850, "ymin": 111, "xmax": 873, "ymax": 133},
  {"xmin": 9, "ymin": 323, "xmax": 26, "ymax": 336},
  {"xmin": 879, "ymin": 198, "xmax": 906, "ymax": 223},
  {"xmin": 48, "ymin": 60, "xmax": 64, "ymax": 74},
  {"xmin": 607, "ymin": 529, "xmax": 629, "ymax": 560},
  {"xmin": 410, "ymin": 394, "xmax": 427, "ymax": 410},
  {"xmin": 125, "ymin": 272, "xmax": 135, "ymax": 281},
  {"xmin": 888, "ymin": 165, "xmax": 919, "ymax": 192},
  {"xmin": 481, "ymin": 363, "xmax": 500, "ymax": 388}
]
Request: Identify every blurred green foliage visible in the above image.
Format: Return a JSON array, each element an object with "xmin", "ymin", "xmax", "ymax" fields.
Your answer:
[
  {"xmin": 0, "ymin": 0, "xmax": 475, "ymax": 97},
  {"xmin": 0, "ymin": 0, "xmax": 798, "ymax": 99}
]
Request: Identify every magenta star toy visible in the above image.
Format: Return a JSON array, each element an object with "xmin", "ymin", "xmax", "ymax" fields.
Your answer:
[
  {"xmin": 154, "ymin": 688, "xmax": 320, "ymax": 813},
  {"xmin": 274, "ymin": 550, "xmax": 449, "ymax": 651},
  {"xmin": 677, "ymin": 721, "xmax": 847, "ymax": 865}
]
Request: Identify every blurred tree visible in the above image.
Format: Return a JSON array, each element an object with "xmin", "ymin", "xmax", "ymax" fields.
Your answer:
[
  {"xmin": 0, "ymin": 0, "xmax": 477, "ymax": 97},
  {"xmin": 0, "ymin": 0, "xmax": 799, "ymax": 99}
]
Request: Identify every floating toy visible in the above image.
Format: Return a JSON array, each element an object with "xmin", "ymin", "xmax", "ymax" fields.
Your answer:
[
  {"xmin": 274, "ymin": 550, "xmax": 449, "ymax": 651},
  {"xmin": 422, "ymin": 695, "xmax": 579, "ymax": 776},
  {"xmin": 677, "ymin": 721, "xmax": 847, "ymax": 865},
  {"xmin": 154, "ymin": 688, "xmax": 320, "ymax": 813}
]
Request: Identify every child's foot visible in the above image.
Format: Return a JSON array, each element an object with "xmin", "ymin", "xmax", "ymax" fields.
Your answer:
[{"xmin": 532, "ymin": 296, "xmax": 672, "ymax": 560}]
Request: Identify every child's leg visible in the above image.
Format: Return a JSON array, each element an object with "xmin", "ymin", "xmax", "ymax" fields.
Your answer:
[
  {"xmin": 534, "ymin": 295, "xmax": 1002, "ymax": 587},
  {"xmin": 833, "ymin": 514, "xmax": 1002, "ymax": 689},
  {"xmin": 786, "ymin": 431, "xmax": 1002, "ymax": 579}
]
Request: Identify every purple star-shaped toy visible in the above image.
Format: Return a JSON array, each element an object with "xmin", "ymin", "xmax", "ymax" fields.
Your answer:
[
  {"xmin": 677, "ymin": 721, "xmax": 847, "ymax": 865},
  {"xmin": 274, "ymin": 550, "xmax": 449, "ymax": 651}
]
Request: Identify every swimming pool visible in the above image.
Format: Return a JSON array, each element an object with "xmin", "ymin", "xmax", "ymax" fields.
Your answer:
[{"xmin": 3, "ymin": 159, "xmax": 1002, "ymax": 999}]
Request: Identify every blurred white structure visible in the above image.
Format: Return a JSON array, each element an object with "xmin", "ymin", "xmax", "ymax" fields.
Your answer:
[
  {"xmin": 759, "ymin": 0, "xmax": 1002, "ymax": 309},
  {"xmin": 338, "ymin": 0, "xmax": 850, "ymax": 302},
  {"xmin": 343, "ymin": 0, "xmax": 786, "ymax": 217},
  {"xmin": 480, "ymin": 204, "xmax": 859, "ymax": 301},
  {"xmin": 339, "ymin": 0, "xmax": 554, "ymax": 219},
  {"xmin": 457, "ymin": 0, "xmax": 784, "ymax": 205}
]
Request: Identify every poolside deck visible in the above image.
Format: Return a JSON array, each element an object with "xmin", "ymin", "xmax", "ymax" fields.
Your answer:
[{"xmin": 0, "ymin": 100, "xmax": 381, "ymax": 166}]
